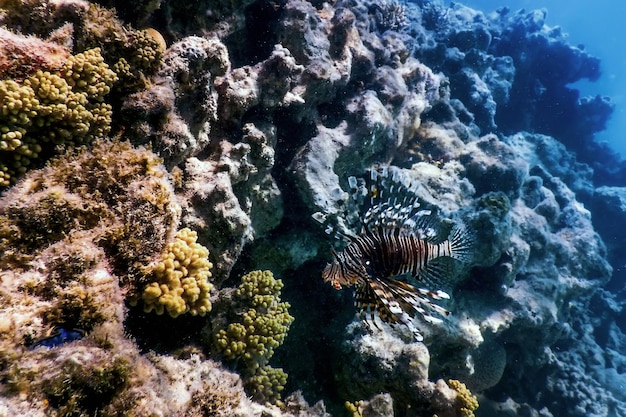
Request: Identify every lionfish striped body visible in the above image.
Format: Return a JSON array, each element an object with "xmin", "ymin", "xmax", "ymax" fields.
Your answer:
[{"xmin": 315, "ymin": 167, "xmax": 472, "ymax": 340}]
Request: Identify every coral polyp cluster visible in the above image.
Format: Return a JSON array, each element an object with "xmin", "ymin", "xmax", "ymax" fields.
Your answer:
[
  {"xmin": 447, "ymin": 379, "xmax": 479, "ymax": 417},
  {"xmin": 215, "ymin": 270, "xmax": 293, "ymax": 367},
  {"xmin": 213, "ymin": 270, "xmax": 294, "ymax": 404},
  {"xmin": 142, "ymin": 227, "xmax": 214, "ymax": 318},
  {"xmin": 0, "ymin": 48, "xmax": 117, "ymax": 187}
]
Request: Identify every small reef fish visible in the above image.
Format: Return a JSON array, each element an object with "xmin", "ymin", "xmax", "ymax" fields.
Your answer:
[
  {"xmin": 31, "ymin": 327, "xmax": 86, "ymax": 348},
  {"xmin": 314, "ymin": 167, "xmax": 472, "ymax": 341}
]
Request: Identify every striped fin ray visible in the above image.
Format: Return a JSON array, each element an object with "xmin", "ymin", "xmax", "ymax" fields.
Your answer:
[
  {"xmin": 358, "ymin": 168, "xmax": 422, "ymax": 227},
  {"xmin": 356, "ymin": 277, "xmax": 450, "ymax": 341},
  {"xmin": 447, "ymin": 222, "xmax": 474, "ymax": 263},
  {"xmin": 312, "ymin": 211, "xmax": 358, "ymax": 242},
  {"xmin": 314, "ymin": 166, "xmax": 447, "ymax": 246},
  {"xmin": 354, "ymin": 280, "xmax": 382, "ymax": 326},
  {"xmin": 351, "ymin": 166, "xmax": 453, "ymax": 242}
]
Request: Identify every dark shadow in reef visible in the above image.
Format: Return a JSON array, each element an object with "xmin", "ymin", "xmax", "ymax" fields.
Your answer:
[{"xmin": 124, "ymin": 304, "xmax": 207, "ymax": 354}]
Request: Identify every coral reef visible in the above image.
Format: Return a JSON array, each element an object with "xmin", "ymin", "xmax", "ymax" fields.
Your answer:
[
  {"xmin": 121, "ymin": 35, "xmax": 229, "ymax": 167},
  {"xmin": 0, "ymin": 140, "xmax": 322, "ymax": 416},
  {"xmin": 0, "ymin": 48, "xmax": 117, "ymax": 187},
  {"xmin": 2, "ymin": 0, "xmax": 626, "ymax": 416},
  {"xmin": 0, "ymin": 0, "xmax": 164, "ymax": 91}
]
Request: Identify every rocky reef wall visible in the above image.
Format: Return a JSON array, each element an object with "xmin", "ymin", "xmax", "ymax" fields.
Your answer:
[{"xmin": 1, "ymin": 0, "xmax": 626, "ymax": 416}]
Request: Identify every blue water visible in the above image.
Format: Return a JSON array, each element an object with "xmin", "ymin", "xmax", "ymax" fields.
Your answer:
[{"xmin": 460, "ymin": 0, "xmax": 626, "ymax": 158}]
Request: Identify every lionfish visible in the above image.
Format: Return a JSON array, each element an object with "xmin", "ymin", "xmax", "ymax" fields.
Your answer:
[{"xmin": 314, "ymin": 166, "xmax": 472, "ymax": 340}]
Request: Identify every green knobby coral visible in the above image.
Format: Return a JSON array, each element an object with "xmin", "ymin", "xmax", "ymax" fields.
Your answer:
[
  {"xmin": 0, "ymin": 47, "xmax": 117, "ymax": 188},
  {"xmin": 244, "ymin": 365, "xmax": 288, "ymax": 406},
  {"xmin": 215, "ymin": 270, "xmax": 294, "ymax": 370},
  {"xmin": 142, "ymin": 228, "xmax": 213, "ymax": 318},
  {"xmin": 447, "ymin": 379, "xmax": 479, "ymax": 417},
  {"xmin": 213, "ymin": 270, "xmax": 294, "ymax": 404}
]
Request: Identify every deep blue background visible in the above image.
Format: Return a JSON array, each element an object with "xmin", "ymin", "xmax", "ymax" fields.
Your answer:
[{"xmin": 458, "ymin": 0, "xmax": 626, "ymax": 158}]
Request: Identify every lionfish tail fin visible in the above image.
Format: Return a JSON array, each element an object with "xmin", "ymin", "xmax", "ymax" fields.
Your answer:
[{"xmin": 448, "ymin": 221, "xmax": 474, "ymax": 264}]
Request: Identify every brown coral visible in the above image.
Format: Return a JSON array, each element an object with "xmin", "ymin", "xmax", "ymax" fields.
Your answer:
[{"xmin": 0, "ymin": 28, "xmax": 71, "ymax": 79}]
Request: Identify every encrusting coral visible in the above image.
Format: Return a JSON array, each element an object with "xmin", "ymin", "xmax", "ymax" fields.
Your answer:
[
  {"xmin": 142, "ymin": 227, "xmax": 213, "ymax": 318},
  {"xmin": 0, "ymin": 27, "xmax": 71, "ymax": 79},
  {"xmin": 0, "ymin": 139, "xmax": 179, "ymax": 277},
  {"xmin": 213, "ymin": 270, "xmax": 294, "ymax": 404}
]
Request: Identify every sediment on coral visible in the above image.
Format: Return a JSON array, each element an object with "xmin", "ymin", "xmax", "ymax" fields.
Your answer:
[{"xmin": 0, "ymin": 139, "xmax": 179, "ymax": 279}]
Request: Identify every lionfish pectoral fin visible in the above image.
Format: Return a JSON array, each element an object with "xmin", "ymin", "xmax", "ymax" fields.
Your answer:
[
  {"xmin": 366, "ymin": 277, "xmax": 451, "ymax": 340},
  {"xmin": 354, "ymin": 282, "xmax": 382, "ymax": 330},
  {"xmin": 364, "ymin": 278, "xmax": 424, "ymax": 340}
]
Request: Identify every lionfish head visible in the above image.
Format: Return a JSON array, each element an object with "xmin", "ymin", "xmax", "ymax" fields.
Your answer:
[
  {"xmin": 322, "ymin": 249, "xmax": 356, "ymax": 290},
  {"xmin": 322, "ymin": 261, "xmax": 342, "ymax": 290}
]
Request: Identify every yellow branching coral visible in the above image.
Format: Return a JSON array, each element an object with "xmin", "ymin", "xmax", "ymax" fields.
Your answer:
[
  {"xmin": 0, "ymin": 47, "xmax": 117, "ymax": 188},
  {"xmin": 345, "ymin": 401, "xmax": 363, "ymax": 417},
  {"xmin": 77, "ymin": 4, "xmax": 164, "ymax": 91},
  {"xmin": 447, "ymin": 379, "xmax": 479, "ymax": 417},
  {"xmin": 142, "ymin": 228, "xmax": 213, "ymax": 318},
  {"xmin": 61, "ymin": 48, "xmax": 117, "ymax": 100}
]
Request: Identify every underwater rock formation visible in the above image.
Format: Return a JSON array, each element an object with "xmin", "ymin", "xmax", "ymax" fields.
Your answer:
[
  {"xmin": 0, "ymin": 140, "xmax": 323, "ymax": 416},
  {"xmin": 1, "ymin": 0, "xmax": 626, "ymax": 416}
]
